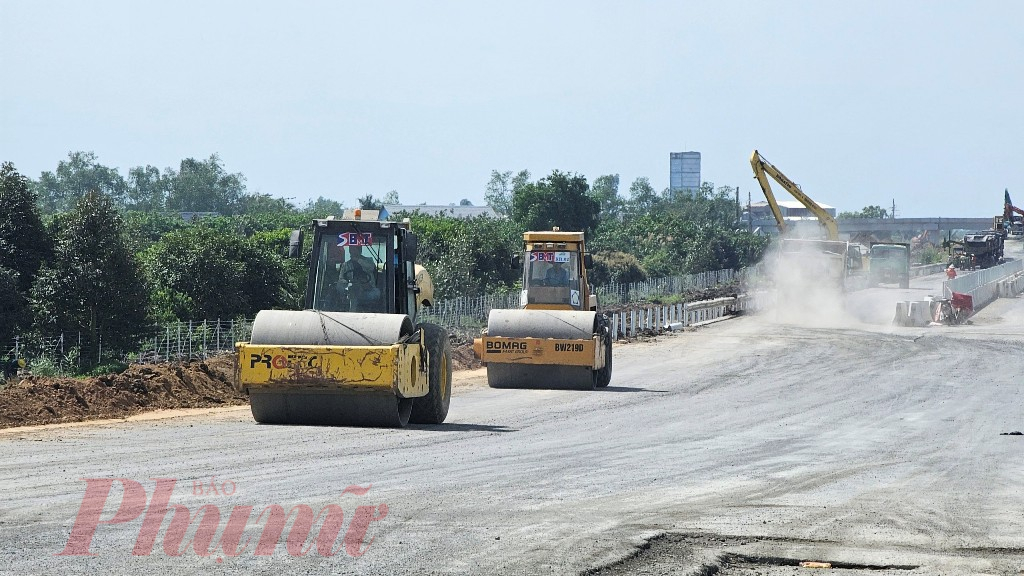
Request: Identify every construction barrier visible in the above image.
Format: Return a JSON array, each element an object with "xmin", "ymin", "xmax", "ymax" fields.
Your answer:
[
  {"xmin": 910, "ymin": 263, "xmax": 946, "ymax": 278},
  {"xmin": 997, "ymin": 271, "xmax": 1024, "ymax": 297},
  {"xmin": 943, "ymin": 260, "xmax": 1024, "ymax": 309},
  {"xmin": 894, "ymin": 260, "xmax": 1024, "ymax": 327}
]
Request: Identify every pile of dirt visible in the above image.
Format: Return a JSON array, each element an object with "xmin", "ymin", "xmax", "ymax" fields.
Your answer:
[
  {"xmin": 0, "ymin": 345, "xmax": 483, "ymax": 429},
  {"xmin": 451, "ymin": 340, "xmax": 482, "ymax": 371},
  {"xmin": 0, "ymin": 354, "xmax": 246, "ymax": 429}
]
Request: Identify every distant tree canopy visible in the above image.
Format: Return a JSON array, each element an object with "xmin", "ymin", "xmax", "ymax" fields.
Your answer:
[
  {"xmin": 32, "ymin": 152, "xmax": 249, "ymax": 216},
  {"xmin": 4, "ymin": 152, "xmax": 771, "ymax": 373},
  {"xmin": 358, "ymin": 194, "xmax": 385, "ymax": 211},
  {"xmin": 589, "ymin": 174, "xmax": 624, "ymax": 221},
  {"xmin": 0, "ymin": 162, "xmax": 50, "ymax": 292},
  {"xmin": 142, "ymin": 226, "xmax": 291, "ymax": 322},
  {"xmin": 485, "ymin": 169, "xmax": 529, "ymax": 216},
  {"xmin": 34, "ymin": 151, "xmax": 128, "ymax": 214},
  {"xmin": 165, "ymin": 155, "xmax": 247, "ymax": 214},
  {"xmin": 511, "ymin": 170, "xmax": 600, "ymax": 235},
  {"xmin": 839, "ymin": 205, "xmax": 889, "ymax": 219}
]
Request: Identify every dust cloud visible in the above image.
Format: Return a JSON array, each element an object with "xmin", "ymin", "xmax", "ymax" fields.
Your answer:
[{"xmin": 750, "ymin": 244, "xmax": 901, "ymax": 330}]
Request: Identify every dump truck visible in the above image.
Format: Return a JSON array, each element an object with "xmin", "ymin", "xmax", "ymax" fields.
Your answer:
[
  {"xmin": 235, "ymin": 209, "xmax": 451, "ymax": 427},
  {"xmin": 868, "ymin": 242, "xmax": 910, "ymax": 288},
  {"xmin": 775, "ymin": 238, "xmax": 866, "ymax": 292},
  {"xmin": 963, "ymin": 229, "xmax": 1004, "ymax": 269},
  {"xmin": 473, "ymin": 229, "xmax": 612, "ymax": 389}
]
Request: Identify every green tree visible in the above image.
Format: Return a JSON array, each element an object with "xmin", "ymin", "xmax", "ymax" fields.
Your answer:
[
  {"xmin": 624, "ymin": 176, "xmax": 660, "ymax": 217},
  {"xmin": 0, "ymin": 162, "xmax": 50, "ymax": 292},
  {"xmin": 33, "ymin": 151, "xmax": 127, "ymax": 214},
  {"xmin": 511, "ymin": 170, "xmax": 600, "ymax": 235},
  {"xmin": 238, "ymin": 193, "xmax": 296, "ymax": 215},
  {"xmin": 121, "ymin": 211, "xmax": 190, "ymax": 255},
  {"xmin": 30, "ymin": 192, "xmax": 151, "ymax": 368},
  {"xmin": 401, "ymin": 213, "xmax": 522, "ymax": 299},
  {"xmin": 302, "ymin": 196, "xmax": 347, "ymax": 218},
  {"xmin": 383, "ymin": 190, "xmax": 401, "ymax": 205},
  {"xmin": 591, "ymin": 207, "xmax": 768, "ymax": 277},
  {"xmin": 485, "ymin": 169, "xmax": 530, "ymax": 216},
  {"xmin": 589, "ymin": 251, "xmax": 646, "ymax": 286},
  {"xmin": 358, "ymin": 194, "xmax": 385, "ymax": 211},
  {"xmin": 143, "ymin": 226, "xmax": 290, "ymax": 321},
  {"xmin": 589, "ymin": 174, "xmax": 624, "ymax": 221},
  {"xmin": 663, "ymin": 183, "xmax": 741, "ymax": 227},
  {"xmin": 0, "ymin": 267, "xmax": 29, "ymax": 346},
  {"xmin": 166, "ymin": 154, "xmax": 246, "ymax": 214},
  {"xmin": 125, "ymin": 165, "xmax": 172, "ymax": 211}
]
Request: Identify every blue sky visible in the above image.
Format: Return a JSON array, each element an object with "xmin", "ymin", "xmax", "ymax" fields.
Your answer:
[{"xmin": 2, "ymin": 1, "xmax": 1021, "ymax": 217}]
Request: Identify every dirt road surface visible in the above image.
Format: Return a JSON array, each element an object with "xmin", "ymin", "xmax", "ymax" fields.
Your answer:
[{"xmin": 2, "ymin": 254, "xmax": 1024, "ymax": 575}]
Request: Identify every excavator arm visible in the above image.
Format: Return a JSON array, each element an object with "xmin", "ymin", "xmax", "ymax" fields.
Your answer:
[
  {"xmin": 1003, "ymin": 189, "xmax": 1024, "ymax": 219},
  {"xmin": 750, "ymin": 150, "xmax": 839, "ymax": 240}
]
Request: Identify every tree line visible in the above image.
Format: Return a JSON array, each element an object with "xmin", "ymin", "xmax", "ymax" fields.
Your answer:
[{"xmin": 1, "ymin": 152, "xmax": 769, "ymax": 371}]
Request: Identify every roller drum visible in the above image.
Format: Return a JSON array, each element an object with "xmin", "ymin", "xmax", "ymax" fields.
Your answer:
[
  {"xmin": 250, "ymin": 310, "xmax": 413, "ymax": 346},
  {"xmin": 247, "ymin": 310, "xmax": 415, "ymax": 427},
  {"xmin": 485, "ymin": 309, "xmax": 599, "ymax": 390},
  {"xmin": 486, "ymin": 309, "xmax": 598, "ymax": 340}
]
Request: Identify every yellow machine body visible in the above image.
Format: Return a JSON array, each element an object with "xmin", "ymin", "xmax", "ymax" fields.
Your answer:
[
  {"xmin": 473, "ymin": 334, "xmax": 604, "ymax": 368},
  {"xmin": 473, "ymin": 229, "xmax": 612, "ymax": 389},
  {"xmin": 236, "ymin": 339, "xmax": 427, "ymax": 398},
  {"xmin": 234, "ymin": 211, "xmax": 452, "ymax": 428}
]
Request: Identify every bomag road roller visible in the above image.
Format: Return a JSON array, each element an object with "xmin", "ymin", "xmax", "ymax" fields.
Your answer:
[
  {"xmin": 473, "ymin": 228, "xmax": 612, "ymax": 389},
  {"xmin": 235, "ymin": 209, "xmax": 451, "ymax": 427}
]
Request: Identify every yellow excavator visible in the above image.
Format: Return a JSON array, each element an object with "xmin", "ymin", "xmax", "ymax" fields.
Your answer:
[
  {"xmin": 235, "ymin": 209, "xmax": 451, "ymax": 427},
  {"xmin": 750, "ymin": 150, "xmax": 866, "ymax": 291},
  {"xmin": 473, "ymin": 229, "xmax": 612, "ymax": 389},
  {"xmin": 750, "ymin": 149, "xmax": 840, "ymax": 240}
]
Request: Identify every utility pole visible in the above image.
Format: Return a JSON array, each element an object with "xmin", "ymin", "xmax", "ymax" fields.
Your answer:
[
  {"xmin": 735, "ymin": 187, "xmax": 741, "ymax": 225},
  {"xmin": 748, "ymin": 190, "xmax": 753, "ymax": 233},
  {"xmin": 891, "ymin": 199, "xmax": 896, "ymax": 219}
]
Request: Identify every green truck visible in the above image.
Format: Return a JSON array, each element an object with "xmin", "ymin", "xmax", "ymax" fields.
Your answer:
[{"xmin": 868, "ymin": 242, "xmax": 911, "ymax": 289}]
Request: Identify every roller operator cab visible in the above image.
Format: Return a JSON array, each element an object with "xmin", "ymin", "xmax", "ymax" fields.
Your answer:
[
  {"xmin": 235, "ymin": 209, "xmax": 451, "ymax": 428},
  {"xmin": 473, "ymin": 229, "xmax": 613, "ymax": 390},
  {"xmin": 519, "ymin": 230, "xmax": 599, "ymax": 311}
]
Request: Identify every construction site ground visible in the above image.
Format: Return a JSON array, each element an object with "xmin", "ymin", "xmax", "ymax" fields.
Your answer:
[
  {"xmin": 3, "ymin": 242, "xmax": 1024, "ymax": 575},
  {"xmin": 0, "ymin": 287, "xmax": 737, "ymax": 430}
]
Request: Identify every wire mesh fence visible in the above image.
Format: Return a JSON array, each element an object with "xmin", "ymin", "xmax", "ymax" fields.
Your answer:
[
  {"xmin": 3, "ymin": 319, "xmax": 255, "ymax": 378},
  {"xmin": 596, "ymin": 268, "xmax": 737, "ymax": 305},
  {"xmin": 5, "ymin": 268, "xmax": 744, "ymax": 371},
  {"xmin": 135, "ymin": 319, "xmax": 255, "ymax": 363},
  {"xmin": 420, "ymin": 268, "xmax": 741, "ymax": 338}
]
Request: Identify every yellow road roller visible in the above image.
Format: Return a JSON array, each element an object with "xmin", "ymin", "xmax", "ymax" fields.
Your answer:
[
  {"xmin": 473, "ymin": 229, "xmax": 612, "ymax": 389},
  {"xmin": 235, "ymin": 209, "xmax": 451, "ymax": 427}
]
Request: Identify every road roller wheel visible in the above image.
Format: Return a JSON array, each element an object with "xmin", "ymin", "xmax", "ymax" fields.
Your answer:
[
  {"xmin": 246, "ymin": 310, "xmax": 418, "ymax": 427},
  {"xmin": 594, "ymin": 318, "xmax": 612, "ymax": 388},
  {"xmin": 409, "ymin": 323, "xmax": 452, "ymax": 425}
]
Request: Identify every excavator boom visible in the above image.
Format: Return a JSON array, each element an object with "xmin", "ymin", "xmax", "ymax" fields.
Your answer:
[{"xmin": 750, "ymin": 150, "xmax": 839, "ymax": 240}]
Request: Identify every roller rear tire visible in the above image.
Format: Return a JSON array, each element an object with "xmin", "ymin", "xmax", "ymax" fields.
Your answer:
[
  {"xmin": 409, "ymin": 323, "xmax": 452, "ymax": 425},
  {"xmin": 594, "ymin": 316, "xmax": 613, "ymax": 388}
]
